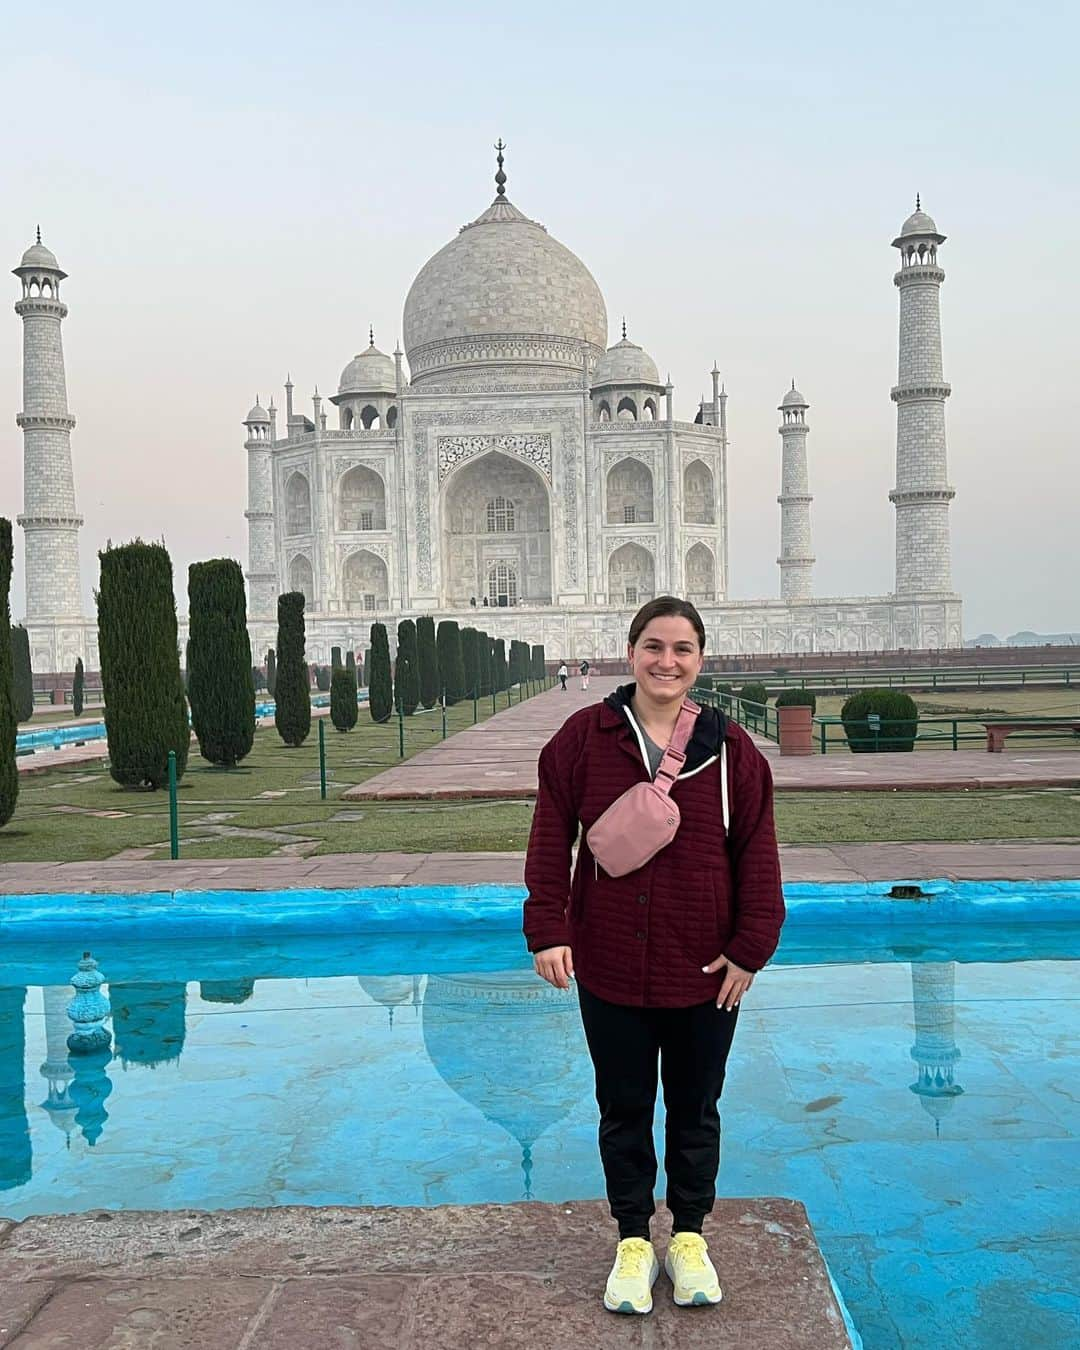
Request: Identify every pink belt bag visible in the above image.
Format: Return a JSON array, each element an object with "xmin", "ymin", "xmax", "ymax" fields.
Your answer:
[{"xmin": 586, "ymin": 700, "xmax": 702, "ymax": 878}]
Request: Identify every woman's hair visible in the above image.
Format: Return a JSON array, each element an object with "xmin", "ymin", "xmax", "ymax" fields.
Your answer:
[{"xmin": 627, "ymin": 596, "xmax": 706, "ymax": 651}]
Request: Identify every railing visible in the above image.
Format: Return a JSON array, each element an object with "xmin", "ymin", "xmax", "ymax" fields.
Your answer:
[
  {"xmin": 811, "ymin": 714, "xmax": 1080, "ymax": 755},
  {"xmin": 761, "ymin": 666, "xmax": 1079, "ymax": 693},
  {"xmin": 692, "ymin": 684, "xmax": 779, "ymax": 742}
]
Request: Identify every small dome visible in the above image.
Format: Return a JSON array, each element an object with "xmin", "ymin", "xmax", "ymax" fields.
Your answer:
[
  {"xmin": 245, "ymin": 400, "xmax": 270, "ymax": 423},
  {"xmin": 780, "ymin": 383, "xmax": 808, "ymax": 408},
  {"xmin": 18, "ymin": 240, "xmax": 61, "ymax": 271},
  {"xmin": 900, "ymin": 208, "xmax": 938, "ymax": 236},
  {"xmin": 338, "ymin": 342, "xmax": 397, "ymax": 396},
  {"xmin": 592, "ymin": 337, "xmax": 661, "ymax": 390}
]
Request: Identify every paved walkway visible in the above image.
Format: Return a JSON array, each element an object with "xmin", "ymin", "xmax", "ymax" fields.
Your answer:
[
  {"xmin": 344, "ymin": 676, "xmax": 1080, "ymax": 799},
  {"xmin": 0, "ymin": 1198, "xmax": 854, "ymax": 1349}
]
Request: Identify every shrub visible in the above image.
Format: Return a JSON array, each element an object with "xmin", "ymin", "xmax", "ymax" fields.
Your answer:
[
  {"xmin": 273, "ymin": 592, "xmax": 311, "ymax": 747},
  {"xmin": 187, "ymin": 559, "xmax": 255, "ymax": 768},
  {"xmin": 507, "ymin": 639, "xmax": 523, "ymax": 687},
  {"xmin": 531, "ymin": 644, "xmax": 545, "ymax": 680},
  {"xmin": 491, "ymin": 638, "xmax": 508, "ymax": 693},
  {"xmin": 738, "ymin": 681, "xmax": 769, "ymax": 711},
  {"xmin": 315, "ymin": 664, "xmax": 331, "ymax": 692},
  {"xmin": 330, "ymin": 666, "xmax": 358, "ymax": 732},
  {"xmin": 72, "ymin": 656, "xmax": 85, "ymax": 717},
  {"xmin": 841, "ymin": 689, "xmax": 918, "ymax": 753},
  {"xmin": 368, "ymin": 622, "xmax": 392, "ymax": 722},
  {"xmin": 394, "ymin": 620, "xmax": 420, "ymax": 716},
  {"xmin": 416, "ymin": 616, "xmax": 439, "ymax": 710},
  {"xmin": 345, "ymin": 650, "xmax": 355, "ymax": 678},
  {"xmin": 10, "ymin": 626, "xmax": 33, "ymax": 722},
  {"xmin": 695, "ymin": 674, "xmax": 714, "ymax": 692},
  {"xmin": 97, "ymin": 540, "xmax": 189, "ymax": 788},
  {"xmin": 0, "ymin": 520, "xmax": 17, "ymax": 827},
  {"xmin": 775, "ymin": 688, "xmax": 817, "ymax": 714},
  {"xmin": 331, "ymin": 646, "xmax": 342, "ymax": 671},
  {"xmin": 460, "ymin": 627, "xmax": 478, "ymax": 699},
  {"xmin": 437, "ymin": 620, "xmax": 466, "ymax": 705},
  {"xmin": 266, "ymin": 648, "xmax": 277, "ymax": 696}
]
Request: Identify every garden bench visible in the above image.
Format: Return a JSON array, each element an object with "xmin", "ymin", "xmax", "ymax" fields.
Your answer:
[{"xmin": 984, "ymin": 720, "xmax": 1080, "ymax": 752}]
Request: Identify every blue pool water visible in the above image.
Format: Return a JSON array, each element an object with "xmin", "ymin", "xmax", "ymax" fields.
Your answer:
[{"xmin": 0, "ymin": 883, "xmax": 1077, "ymax": 1350}]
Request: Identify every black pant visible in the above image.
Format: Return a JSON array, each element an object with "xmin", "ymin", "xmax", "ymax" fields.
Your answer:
[{"xmin": 577, "ymin": 981, "xmax": 739, "ymax": 1240}]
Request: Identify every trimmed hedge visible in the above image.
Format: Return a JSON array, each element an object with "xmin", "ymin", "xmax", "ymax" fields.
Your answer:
[
  {"xmin": 11, "ymin": 626, "xmax": 33, "ymax": 722},
  {"xmin": 775, "ymin": 688, "xmax": 817, "ymax": 714},
  {"xmin": 331, "ymin": 646, "xmax": 342, "ymax": 671},
  {"xmin": 330, "ymin": 666, "xmax": 358, "ymax": 732},
  {"xmin": 368, "ymin": 622, "xmax": 392, "ymax": 722},
  {"xmin": 437, "ymin": 620, "xmax": 466, "ymax": 705},
  {"xmin": 475, "ymin": 630, "xmax": 491, "ymax": 696},
  {"xmin": 315, "ymin": 664, "xmax": 331, "ymax": 692},
  {"xmin": 738, "ymin": 681, "xmax": 769, "ymax": 711},
  {"xmin": 841, "ymin": 688, "xmax": 918, "ymax": 753},
  {"xmin": 72, "ymin": 656, "xmax": 85, "ymax": 717},
  {"xmin": 461, "ymin": 627, "xmax": 479, "ymax": 699},
  {"xmin": 0, "ymin": 520, "xmax": 17, "ymax": 827},
  {"xmin": 416, "ymin": 616, "xmax": 439, "ymax": 710},
  {"xmin": 274, "ymin": 592, "xmax": 311, "ymax": 747},
  {"xmin": 491, "ymin": 638, "xmax": 508, "ymax": 694},
  {"xmin": 97, "ymin": 540, "xmax": 190, "ymax": 788},
  {"xmin": 266, "ymin": 648, "xmax": 276, "ymax": 696},
  {"xmin": 531, "ymin": 644, "xmax": 546, "ymax": 680},
  {"xmin": 394, "ymin": 620, "xmax": 420, "ymax": 716},
  {"xmin": 187, "ymin": 558, "xmax": 255, "ymax": 768}
]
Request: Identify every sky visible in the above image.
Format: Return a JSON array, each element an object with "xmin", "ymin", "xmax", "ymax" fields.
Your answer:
[{"xmin": 1, "ymin": 0, "xmax": 1077, "ymax": 639}]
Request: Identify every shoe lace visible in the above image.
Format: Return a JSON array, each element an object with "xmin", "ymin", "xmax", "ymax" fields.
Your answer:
[
  {"xmin": 669, "ymin": 1234, "xmax": 707, "ymax": 1270},
  {"xmin": 615, "ymin": 1239, "xmax": 652, "ymax": 1276}
]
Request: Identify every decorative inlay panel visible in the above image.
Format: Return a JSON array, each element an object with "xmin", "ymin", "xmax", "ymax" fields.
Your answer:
[{"xmin": 437, "ymin": 433, "xmax": 551, "ymax": 483}]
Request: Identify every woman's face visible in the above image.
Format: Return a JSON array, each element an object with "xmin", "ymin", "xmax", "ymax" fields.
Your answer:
[{"xmin": 627, "ymin": 616, "xmax": 704, "ymax": 705}]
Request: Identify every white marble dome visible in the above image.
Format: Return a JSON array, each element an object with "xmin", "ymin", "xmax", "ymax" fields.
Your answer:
[
  {"xmin": 338, "ymin": 341, "xmax": 397, "ymax": 396},
  {"xmin": 592, "ymin": 336, "xmax": 661, "ymax": 389},
  {"xmin": 781, "ymin": 383, "xmax": 808, "ymax": 408},
  {"xmin": 17, "ymin": 239, "xmax": 62, "ymax": 272},
  {"xmin": 898, "ymin": 207, "xmax": 941, "ymax": 238},
  {"xmin": 244, "ymin": 400, "xmax": 270, "ymax": 423},
  {"xmin": 402, "ymin": 195, "xmax": 607, "ymax": 387}
]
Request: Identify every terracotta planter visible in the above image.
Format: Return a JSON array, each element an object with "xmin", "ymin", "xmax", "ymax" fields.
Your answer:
[{"xmin": 777, "ymin": 704, "xmax": 814, "ymax": 756}]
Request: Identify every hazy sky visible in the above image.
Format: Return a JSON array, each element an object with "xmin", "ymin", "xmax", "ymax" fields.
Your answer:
[{"xmin": 2, "ymin": 0, "xmax": 1076, "ymax": 638}]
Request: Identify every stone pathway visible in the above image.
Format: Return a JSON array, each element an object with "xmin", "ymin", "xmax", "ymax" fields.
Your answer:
[
  {"xmin": 344, "ymin": 676, "xmax": 1080, "ymax": 799},
  {"xmin": 0, "ymin": 1198, "xmax": 854, "ymax": 1349}
]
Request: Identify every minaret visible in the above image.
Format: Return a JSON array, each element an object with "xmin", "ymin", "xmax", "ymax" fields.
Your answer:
[
  {"xmin": 243, "ymin": 398, "xmax": 276, "ymax": 620},
  {"xmin": 777, "ymin": 382, "xmax": 814, "ymax": 600},
  {"xmin": 13, "ymin": 230, "xmax": 84, "ymax": 626},
  {"xmin": 890, "ymin": 199, "xmax": 955, "ymax": 594}
]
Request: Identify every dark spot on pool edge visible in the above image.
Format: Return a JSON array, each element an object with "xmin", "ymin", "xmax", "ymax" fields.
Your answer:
[{"xmin": 804, "ymin": 1095, "xmax": 844, "ymax": 1113}]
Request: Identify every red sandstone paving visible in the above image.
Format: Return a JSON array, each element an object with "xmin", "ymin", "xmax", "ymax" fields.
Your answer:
[{"xmin": 0, "ymin": 1200, "xmax": 853, "ymax": 1349}]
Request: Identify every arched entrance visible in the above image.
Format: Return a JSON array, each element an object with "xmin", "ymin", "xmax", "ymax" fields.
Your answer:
[
  {"xmin": 343, "ymin": 549, "xmax": 389, "ymax": 612},
  {"xmin": 338, "ymin": 465, "xmax": 386, "ymax": 531},
  {"xmin": 608, "ymin": 542, "xmax": 654, "ymax": 606},
  {"xmin": 685, "ymin": 542, "xmax": 716, "ymax": 602},
  {"xmin": 288, "ymin": 554, "xmax": 314, "ymax": 605},
  {"xmin": 442, "ymin": 451, "xmax": 552, "ymax": 607}
]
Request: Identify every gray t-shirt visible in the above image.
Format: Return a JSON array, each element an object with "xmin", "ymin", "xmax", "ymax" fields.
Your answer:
[{"xmin": 641, "ymin": 730, "xmax": 665, "ymax": 780}]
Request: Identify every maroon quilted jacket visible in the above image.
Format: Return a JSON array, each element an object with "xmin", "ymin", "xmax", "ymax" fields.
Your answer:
[{"xmin": 523, "ymin": 684, "xmax": 785, "ymax": 1007}]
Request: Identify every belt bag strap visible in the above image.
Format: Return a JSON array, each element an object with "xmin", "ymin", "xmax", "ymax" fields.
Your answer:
[{"xmin": 651, "ymin": 699, "xmax": 702, "ymax": 793}]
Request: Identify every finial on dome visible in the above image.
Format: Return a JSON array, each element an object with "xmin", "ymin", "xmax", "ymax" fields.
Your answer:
[
  {"xmin": 36, "ymin": 225, "xmax": 41, "ymax": 245},
  {"xmin": 916, "ymin": 193, "xmax": 921, "ymax": 211},
  {"xmin": 792, "ymin": 378, "xmax": 796, "ymax": 390},
  {"xmin": 621, "ymin": 317, "xmax": 627, "ymax": 341},
  {"xmin": 494, "ymin": 138, "xmax": 507, "ymax": 198},
  {"xmin": 369, "ymin": 325, "xmax": 375, "ymax": 346}
]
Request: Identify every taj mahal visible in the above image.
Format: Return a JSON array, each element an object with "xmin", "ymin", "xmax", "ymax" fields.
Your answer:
[{"xmin": 12, "ymin": 147, "xmax": 961, "ymax": 671}]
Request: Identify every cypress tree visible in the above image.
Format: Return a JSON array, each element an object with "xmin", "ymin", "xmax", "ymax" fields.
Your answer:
[
  {"xmin": 368, "ymin": 622, "xmax": 392, "ymax": 722},
  {"xmin": 0, "ymin": 520, "xmax": 17, "ymax": 827},
  {"xmin": 476, "ymin": 629, "xmax": 490, "ymax": 696},
  {"xmin": 315, "ymin": 664, "xmax": 331, "ymax": 692},
  {"xmin": 492, "ymin": 638, "xmax": 508, "ymax": 693},
  {"xmin": 461, "ymin": 627, "xmax": 479, "ymax": 698},
  {"xmin": 97, "ymin": 540, "xmax": 189, "ymax": 789},
  {"xmin": 416, "ymin": 615, "xmax": 440, "ymax": 710},
  {"xmin": 11, "ymin": 626, "xmax": 33, "ymax": 722},
  {"xmin": 345, "ymin": 649, "xmax": 355, "ymax": 677},
  {"xmin": 437, "ymin": 620, "xmax": 466, "ymax": 705},
  {"xmin": 266, "ymin": 648, "xmax": 277, "ymax": 695},
  {"xmin": 72, "ymin": 656, "xmax": 85, "ymax": 717},
  {"xmin": 187, "ymin": 558, "xmax": 255, "ymax": 768},
  {"xmin": 394, "ymin": 619, "xmax": 420, "ymax": 716},
  {"xmin": 274, "ymin": 591, "xmax": 311, "ymax": 747},
  {"xmin": 330, "ymin": 666, "xmax": 358, "ymax": 732},
  {"xmin": 531, "ymin": 644, "xmax": 546, "ymax": 680},
  {"xmin": 331, "ymin": 645, "xmax": 342, "ymax": 671}
]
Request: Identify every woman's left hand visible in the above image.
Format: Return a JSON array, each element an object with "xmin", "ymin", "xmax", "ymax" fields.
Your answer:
[{"xmin": 702, "ymin": 953, "xmax": 754, "ymax": 1011}]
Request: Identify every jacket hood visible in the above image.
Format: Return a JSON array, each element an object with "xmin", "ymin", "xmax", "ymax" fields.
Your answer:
[{"xmin": 601, "ymin": 682, "xmax": 727, "ymax": 774}]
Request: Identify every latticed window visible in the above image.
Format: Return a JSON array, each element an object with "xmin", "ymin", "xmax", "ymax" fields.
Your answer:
[
  {"xmin": 364, "ymin": 593, "xmax": 376, "ymax": 612},
  {"xmin": 487, "ymin": 562, "xmax": 518, "ymax": 608},
  {"xmin": 359, "ymin": 510, "xmax": 374, "ymax": 531},
  {"xmin": 486, "ymin": 496, "xmax": 515, "ymax": 532},
  {"xmin": 625, "ymin": 585, "xmax": 637, "ymax": 605},
  {"xmin": 623, "ymin": 505, "xmax": 637, "ymax": 524}
]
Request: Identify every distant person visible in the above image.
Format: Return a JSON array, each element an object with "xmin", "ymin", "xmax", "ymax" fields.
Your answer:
[
  {"xmin": 524, "ymin": 596, "xmax": 784, "ymax": 1317},
  {"xmin": 557, "ymin": 662, "xmax": 568, "ymax": 691},
  {"xmin": 579, "ymin": 659, "xmax": 591, "ymax": 691}
]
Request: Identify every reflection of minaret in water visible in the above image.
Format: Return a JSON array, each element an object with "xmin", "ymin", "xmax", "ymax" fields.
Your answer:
[
  {"xmin": 39, "ymin": 986, "xmax": 77, "ymax": 1145},
  {"xmin": 357, "ymin": 975, "xmax": 425, "ymax": 1028},
  {"xmin": 0, "ymin": 987, "xmax": 31, "ymax": 1191},
  {"xmin": 909, "ymin": 962, "xmax": 964, "ymax": 1137},
  {"xmin": 422, "ymin": 972, "xmax": 586, "ymax": 1199},
  {"xmin": 110, "ymin": 984, "xmax": 187, "ymax": 1067}
]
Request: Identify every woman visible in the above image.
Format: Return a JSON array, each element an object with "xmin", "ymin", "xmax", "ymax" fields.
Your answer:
[
  {"xmin": 579, "ymin": 658, "xmax": 591, "ymax": 691},
  {"xmin": 523, "ymin": 596, "xmax": 784, "ymax": 1316},
  {"xmin": 557, "ymin": 661, "xmax": 568, "ymax": 691}
]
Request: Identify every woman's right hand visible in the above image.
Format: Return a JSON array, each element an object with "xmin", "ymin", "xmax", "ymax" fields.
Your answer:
[{"xmin": 533, "ymin": 946, "xmax": 574, "ymax": 990}]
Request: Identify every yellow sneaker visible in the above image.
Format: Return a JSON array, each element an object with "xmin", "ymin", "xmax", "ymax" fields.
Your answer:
[
  {"xmin": 603, "ymin": 1237, "xmax": 660, "ymax": 1314},
  {"xmin": 665, "ymin": 1232, "xmax": 723, "ymax": 1307}
]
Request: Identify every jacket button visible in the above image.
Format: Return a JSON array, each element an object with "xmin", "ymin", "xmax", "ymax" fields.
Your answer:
[
  {"xmin": 637, "ymin": 894, "xmax": 648, "ymax": 905},
  {"xmin": 635, "ymin": 930, "xmax": 646, "ymax": 941}
]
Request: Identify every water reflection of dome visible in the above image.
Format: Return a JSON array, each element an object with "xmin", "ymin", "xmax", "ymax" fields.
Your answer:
[
  {"xmin": 0, "ymin": 987, "xmax": 31, "ymax": 1191},
  {"xmin": 421, "ymin": 971, "xmax": 586, "ymax": 1196},
  {"xmin": 68, "ymin": 1048, "xmax": 114, "ymax": 1146},
  {"xmin": 39, "ymin": 986, "xmax": 78, "ymax": 1143},
  {"xmin": 111, "ymin": 983, "xmax": 187, "ymax": 1067},
  {"xmin": 909, "ymin": 962, "xmax": 963, "ymax": 1138},
  {"xmin": 357, "ymin": 974, "xmax": 425, "ymax": 1027}
]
